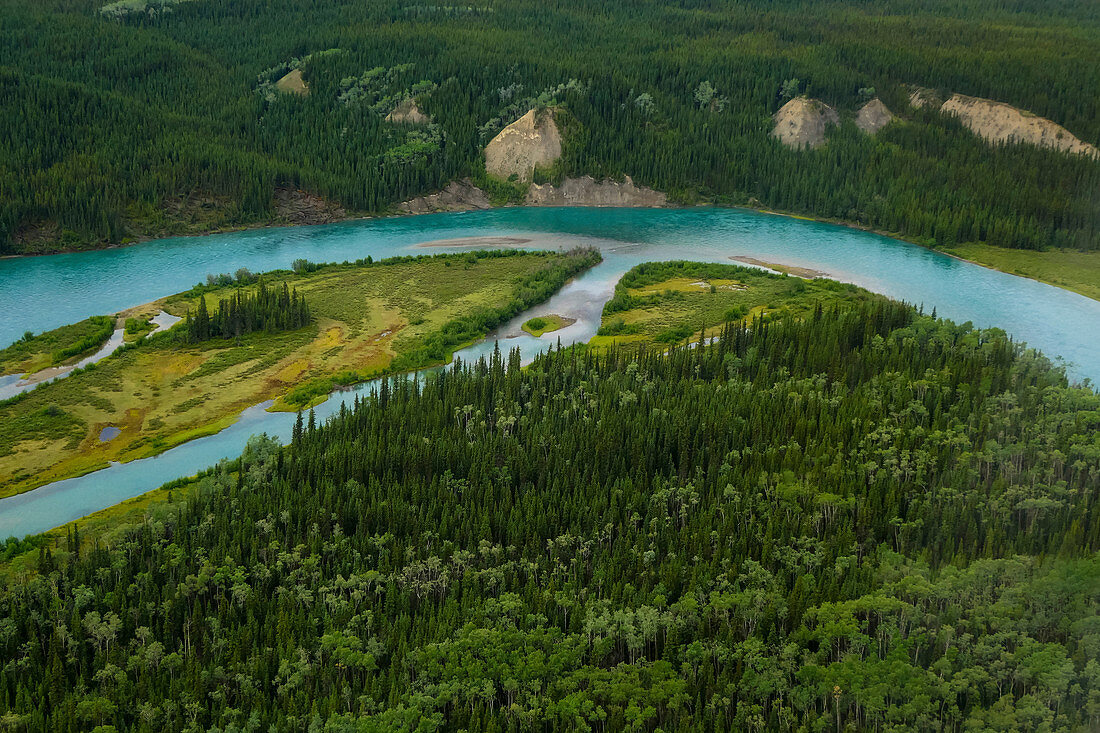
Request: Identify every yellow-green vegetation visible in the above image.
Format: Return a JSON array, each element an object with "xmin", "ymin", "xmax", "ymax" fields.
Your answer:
[
  {"xmin": 0, "ymin": 315, "xmax": 114, "ymax": 376},
  {"xmin": 521, "ymin": 314, "xmax": 574, "ymax": 337},
  {"xmin": 0, "ymin": 249, "xmax": 599, "ymax": 498},
  {"xmin": 591, "ymin": 260, "xmax": 876, "ymax": 348},
  {"xmin": 123, "ymin": 316, "xmax": 156, "ymax": 342},
  {"xmin": 943, "ymin": 243, "xmax": 1100, "ymax": 302}
]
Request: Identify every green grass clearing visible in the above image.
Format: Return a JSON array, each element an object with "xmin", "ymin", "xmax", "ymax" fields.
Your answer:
[
  {"xmin": 0, "ymin": 316, "xmax": 115, "ymax": 376},
  {"xmin": 522, "ymin": 314, "xmax": 575, "ymax": 337},
  {"xmin": 591, "ymin": 261, "xmax": 877, "ymax": 349},
  {"xmin": 943, "ymin": 243, "xmax": 1100, "ymax": 303}
]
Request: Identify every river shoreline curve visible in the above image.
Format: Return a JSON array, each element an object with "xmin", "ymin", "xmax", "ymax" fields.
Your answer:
[{"xmin": 3, "ymin": 196, "xmax": 1095, "ymax": 305}]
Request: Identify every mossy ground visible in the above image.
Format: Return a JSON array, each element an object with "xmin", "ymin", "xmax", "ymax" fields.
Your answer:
[
  {"xmin": 943, "ymin": 243, "xmax": 1100, "ymax": 302},
  {"xmin": 0, "ymin": 316, "xmax": 115, "ymax": 376},
  {"xmin": 589, "ymin": 262, "xmax": 876, "ymax": 349},
  {"xmin": 0, "ymin": 252, "xmax": 580, "ymax": 498}
]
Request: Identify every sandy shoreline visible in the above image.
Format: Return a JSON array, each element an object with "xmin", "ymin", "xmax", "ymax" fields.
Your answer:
[
  {"xmin": 729, "ymin": 256, "xmax": 829, "ymax": 279},
  {"xmin": 416, "ymin": 236, "xmax": 534, "ymax": 248}
]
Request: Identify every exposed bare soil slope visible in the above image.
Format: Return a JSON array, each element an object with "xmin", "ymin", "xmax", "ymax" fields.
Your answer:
[
  {"xmin": 275, "ymin": 69, "xmax": 308, "ymax": 96},
  {"xmin": 856, "ymin": 99, "xmax": 895, "ymax": 134},
  {"xmin": 484, "ymin": 108, "xmax": 562, "ymax": 180},
  {"xmin": 771, "ymin": 97, "xmax": 839, "ymax": 149},
  {"xmin": 398, "ymin": 180, "xmax": 491, "ymax": 213},
  {"xmin": 911, "ymin": 88, "xmax": 1097, "ymax": 157},
  {"xmin": 273, "ymin": 188, "xmax": 346, "ymax": 224},
  {"xmin": 525, "ymin": 176, "xmax": 667, "ymax": 207},
  {"xmin": 385, "ymin": 98, "xmax": 431, "ymax": 125}
]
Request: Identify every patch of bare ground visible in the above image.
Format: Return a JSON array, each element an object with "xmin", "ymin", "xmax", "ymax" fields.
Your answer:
[
  {"xmin": 272, "ymin": 187, "xmax": 347, "ymax": 225},
  {"xmin": 398, "ymin": 180, "xmax": 492, "ymax": 213},
  {"xmin": 771, "ymin": 97, "xmax": 839, "ymax": 149},
  {"xmin": 730, "ymin": 256, "xmax": 829, "ymax": 279},
  {"xmin": 275, "ymin": 69, "xmax": 309, "ymax": 96},
  {"xmin": 385, "ymin": 98, "xmax": 431, "ymax": 124},
  {"xmin": 485, "ymin": 108, "xmax": 563, "ymax": 181},
  {"xmin": 526, "ymin": 176, "xmax": 667, "ymax": 206},
  {"xmin": 910, "ymin": 87, "xmax": 1097, "ymax": 158}
]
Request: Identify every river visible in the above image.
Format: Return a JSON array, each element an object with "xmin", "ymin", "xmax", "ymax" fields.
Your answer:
[{"xmin": 1, "ymin": 207, "xmax": 1097, "ymax": 538}]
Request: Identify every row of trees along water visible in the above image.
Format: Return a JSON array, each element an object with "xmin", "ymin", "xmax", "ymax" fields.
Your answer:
[
  {"xmin": 2, "ymin": 0, "xmax": 1099, "ymax": 253},
  {"xmin": 2, "ymin": 300, "xmax": 1099, "ymax": 730},
  {"xmin": 183, "ymin": 279, "xmax": 310, "ymax": 343}
]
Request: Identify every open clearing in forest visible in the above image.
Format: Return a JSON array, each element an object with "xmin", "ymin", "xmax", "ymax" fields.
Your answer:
[
  {"xmin": 275, "ymin": 69, "xmax": 308, "ymax": 95},
  {"xmin": 0, "ymin": 317, "xmax": 115, "ymax": 377},
  {"xmin": 0, "ymin": 251, "xmax": 591, "ymax": 498}
]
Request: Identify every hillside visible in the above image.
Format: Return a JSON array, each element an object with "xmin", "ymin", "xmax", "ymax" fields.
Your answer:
[
  {"xmin": 484, "ymin": 108, "xmax": 563, "ymax": 181},
  {"xmin": 912, "ymin": 89, "xmax": 1099, "ymax": 157},
  {"xmin": 2, "ymin": 293, "xmax": 1098, "ymax": 730},
  {"xmin": 771, "ymin": 97, "xmax": 839, "ymax": 148},
  {"xmin": 2, "ymin": 0, "xmax": 1100, "ymax": 254}
]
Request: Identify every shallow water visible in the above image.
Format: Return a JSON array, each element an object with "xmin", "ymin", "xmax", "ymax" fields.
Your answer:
[
  {"xmin": 0, "ymin": 207, "xmax": 1098, "ymax": 538},
  {"xmin": 97, "ymin": 426, "xmax": 121, "ymax": 442},
  {"xmin": 0, "ymin": 328, "xmax": 125, "ymax": 401}
]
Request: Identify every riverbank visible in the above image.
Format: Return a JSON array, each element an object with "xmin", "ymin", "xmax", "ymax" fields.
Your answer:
[
  {"xmin": 0, "ymin": 259, "xmax": 886, "ymax": 549},
  {"xmin": 940, "ymin": 243, "xmax": 1100, "ymax": 303},
  {"xmin": 747, "ymin": 206, "xmax": 1100, "ymax": 304}
]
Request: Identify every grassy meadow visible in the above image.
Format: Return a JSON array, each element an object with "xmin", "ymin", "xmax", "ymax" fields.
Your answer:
[
  {"xmin": 0, "ymin": 249, "xmax": 597, "ymax": 498},
  {"xmin": 590, "ymin": 261, "xmax": 877, "ymax": 348},
  {"xmin": 0, "ymin": 316, "xmax": 115, "ymax": 376},
  {"xmin": 944, "ymin": 243, "xmax": 1100, "ymax": 302},
  {"xmin": 521, "ymin": 314, "xmax": 574, "ymax": 337}
]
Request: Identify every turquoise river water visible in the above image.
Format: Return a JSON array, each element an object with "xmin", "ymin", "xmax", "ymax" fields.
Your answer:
[{"xmin": 1, "ymin": 207, "xmax": 1097, "ymax": 538}]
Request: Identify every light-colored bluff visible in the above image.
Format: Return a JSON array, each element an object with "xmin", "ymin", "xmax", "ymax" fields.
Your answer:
[
  {"xmin": 771, "ymin": 97, "xmax": 839, "ymax": 149},
  {"xmin": 400, "ymin": 108, "xmax": 667, "ymax": 211},
  {"xmin": 855, "ymin": 99, "xmax": 895, "ymax": 134},
  {"xmin": 398, "ymin": 176, "xmax": 667, "ymax": 213},
  {"xmin": 484, "ymin": 108, "xmax": 563, "ymax": 181},
  {"xmin": 525, "ymin": 176, "xmax": 667, "ymax": 207},
  {"xmin": 911, "ymin": 88, "xmax": 1098, "ymax": 158}
]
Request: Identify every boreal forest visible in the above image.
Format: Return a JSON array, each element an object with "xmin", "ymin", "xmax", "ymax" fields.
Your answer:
[
  {"xmin": 2, "ymin": 0, "xmax": 1100, "ymax": 730},
  {"xmin": 2, "ymin": 0, "xmax": 1100, "ymax": 253},
  {"xmin": 2, "ymin": 300, "xmax": 1100, "ymax": 731}
]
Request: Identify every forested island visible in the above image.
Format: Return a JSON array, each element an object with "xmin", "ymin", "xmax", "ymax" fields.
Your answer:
[{"xmin": 3, "ymin": 0, "xmax": 1100, "ymax": 295}]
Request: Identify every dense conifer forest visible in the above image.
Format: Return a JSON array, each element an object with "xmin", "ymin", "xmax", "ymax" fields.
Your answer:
[
  {"xmin": 2, "ymin": 300, "xmax": 1098, "ymax": 730},
  {"xmin": 2, "ymin": 0, "xmax": 1099, "ymax": 253},
  {"xmin": 184, "ymin": 280, "xmax": 310, "ymax": 343}
]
